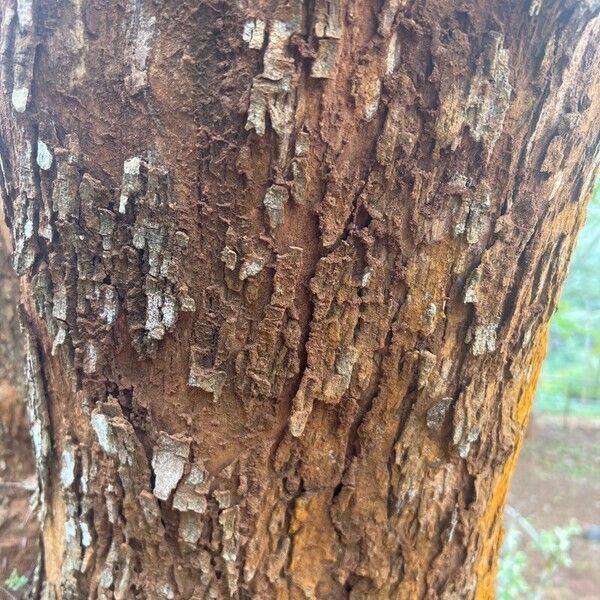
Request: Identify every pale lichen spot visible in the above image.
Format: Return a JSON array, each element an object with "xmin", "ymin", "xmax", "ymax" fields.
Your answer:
[
  {"xmin": 457, "ymin": 429, "xmax": 480, "ymax": 458},
  {"xmin": 80, "ymin": 523, "xmax": 92, "ymax": 547},
  {"xmin": 119, "ymin": 156, "xmax": 143, "ymax": 213},
  {"xmin": 422, "ymin": 302, "xmax": 437, "ymax": 325},
  {"xmin": 361, "ymin": 267, "xmax": 372, "ymax": 288},
  {"xmin": 60, "ymin": 442, "xmax": 76, "ymax": 489},
  {"xmin": 37, "ymin": 140, "xmax": 54, "ymax": 170},
  {"xmin": 471, "ymin": 323, "xmax": 498, "ymax": 356},
  {"xmin": 91, "ymin": 412, "xmax": 117, "ymax": 456},
  {"xmin": 12, "ymin": 87, "xmax": 29, "ymax": 113},
  {"xmin": 179, "ymin": 295, "xmax": 196, "ymax": 312},
  {"xmin": 426, "ymin": 397, "xmax": 453, "ymax": 431},
  {"xmin": 243, "ymin": 18, "xmax": 265, "ymax": 49},
  {"xmin": 239, "ymin": 256, "xmax": 266, "ymax": 281},
  {"xmin": 221, "ymin": 246, "xmax": 238, "ymax": 270}
]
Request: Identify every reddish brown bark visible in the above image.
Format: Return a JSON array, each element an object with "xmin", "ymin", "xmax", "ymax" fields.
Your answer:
[{"xmin": 0, "ymin": 0, "xmax": 599, "ymax": 598}]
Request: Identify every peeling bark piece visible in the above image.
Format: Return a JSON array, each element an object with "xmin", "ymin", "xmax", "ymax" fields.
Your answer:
[
  {"xmin": 22, "ymin": 319, "xmax": 51, "ymax": 520},
  {"xmin": 464, "ymin": 32, "xmax": 512, "ymax": 155},
  {"xmin": 417, "ymin": 350, "xmax": 437, "ymax": 389},
  {"xmin": 100, "ymin": 285, "xmax": 119, "ymax": 324},
  {"xmin": 12, "ymin": 86, "xmax": 28, "ymax": 112},
  {"xmin": 12, "ymin": 140, "xmax": 37, "ymax": 274},
  {"xmin": 90, "ymin": 412, "xmax": 117, "ymax": 456},
  {"xmin": 179, "ymin": 511, "xmax": 204, "ymax": 544},
  {"xmin": 214, "ymin": 489, "xmax": 232, "ymax": 509},
  {"xmin": 119, "ymin": 156, "xmax": 143, "ymax": 213},
  {"xmin": 116, "ymin": 155, "xmax": 184, "ymax": 355},
  {"xmin": 421, "ymin": 302, "xmax": 437, "ymax": 331},
  {"xmin": 377, "ymin": 102, "xmax": 404, "ymax": 164},
  {"xmin": 436, "ymin": 31, "xmax": 512, "ymax": 157},
  {"xmin": 464, "ymin": 266, "xmax": 482, "ymax": 304},
  {"xmin": 454, "ymin": 428, "xmax": 480, "ymax": 459},
  {"xmin": 263, "ymin": 184, "xmax": 288, "ymax": 228},
  {"xmin": 314, "ymin": 0, "xmax": 342, "ymax": 39},
  {"xmin": 271, "ymin": 247, "xmax": 303, "ymax": 308},
  {"xmin": 529, "ymin": 0, "xmax": 543, "ymax": 16},
  {"xmin": 53, "ymin": 159, "xmax": 80, "ymax": 220},
  {"xmin": 289, "ymin": 374, "xmax": 318, "ymax": 437},
  {"xmin": 386, "ymin": 30, "xmax": 399, "ymax": 74},
  {"xmin": 291, "ymin": 159, "xmax": 308, "ymax": 204},
  {"xmin": 426, "ymin": 397, "xmax": 453, "ymax": 431},
  {"xmin": 124, "ymin": 0, "xmax": 155, "ymax": 96},
  {"xmin": 465, "ymin": 186, "xmax": 491, "ymax": 244},
  {"xmin": 245, "ymin": 82, "xmax": 269, "ymax": 136},
  {"xmin": 151, "ymin": 432, "xmax": 191, "ymax": 501},
  {"xmin": 179, "ymin": 294, "xmax": 196, "ymax": 312},
  {"xmin": 83, "ymin": 341, "xmax": 98, "ymax": 374},
  {"xmin": 294, "ymin": 131, "xmax": 309, "ymax": 157},
  {"xmin": 219, "ymin": 505, "xmax": 240, "ymax": 594},
  {"xmin": 322, "ymin": 346, "xmax": 358, "ymax": 403},
  {"xmin": 245, "ymin": 17, "xmax": 299, "ymax": 163},
  {"xmin": 471, "ymin": 323, "xmax": 498, "ymax": 356},
  {"xmin": 378, "ymin": 0, "xmax": 408, "ymax": 35},
  {"xmin": 243, "ymin": 19, "xmax": 265, "ymax": 50},
  {"xmin": 173, "ymin": 464, "xmax": 210, "ymax": 513},
  {"xmin": 262, "ymin": 21, "xmax": 294, "ymax": 81},
  {"xmin": 311, "ymin": 38, "xmax": 339, "ymax": 79},
  {"xmin": 220, "ymin": 245, "xmax": 238, "ymax": 270}
]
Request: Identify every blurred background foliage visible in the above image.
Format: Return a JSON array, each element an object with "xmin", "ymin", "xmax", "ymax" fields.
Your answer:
[
  {"xmin": 499, "ymin": 181, "xmax": 600, "ymax": 599},
  {"xmin": 535, "ymin": 184, "xmax": 600, "ymax": 418}
]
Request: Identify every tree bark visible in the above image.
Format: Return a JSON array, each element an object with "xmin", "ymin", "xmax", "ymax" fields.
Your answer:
[
  {"xmin": 0, "ymin": 191, "xmax": 38, "ymax": 593},
  {"xmin": 0, "ymin": 0, "xmax": 599, "ymax": 598},
  {"xmin": 0, "ymin": 212, "xmax": 27, "ymax": 462},
  {"xmin": 0, "ymin": 210, "xmax": 27, "ymax": 422},
  {"xmin": 1, "ymin": 190, "xmax": 32, "ymax": 467}
]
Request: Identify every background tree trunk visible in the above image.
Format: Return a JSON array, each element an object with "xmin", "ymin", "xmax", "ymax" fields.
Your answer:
[
  {"xmin": 0, "ymin": 213, "xmax": 27, "ymax": 469},
  {"xmin": 0, "ymin": 217, "xmax": 37, "ymax": 600},
  {"xmin": 0, "ymin": 0, "xmax": 599, "ymax": 598}
]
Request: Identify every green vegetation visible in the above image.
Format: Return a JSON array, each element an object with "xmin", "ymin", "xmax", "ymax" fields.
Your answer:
[
  {"xmin": 4, "ymin": 568, "xmax": 28, "ymax": 592},
  {"xmin": 498, "ymin": 508, "xmax": 581, "ymax": 600},
  {"xmin": 535, "ymin": 183, "xmax": 600, "ymax": 417}
]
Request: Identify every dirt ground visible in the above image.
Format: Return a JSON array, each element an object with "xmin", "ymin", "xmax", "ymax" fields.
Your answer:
[{"xmin": 507, "ymin": 415, "xmax": 600, "ymax": 599}]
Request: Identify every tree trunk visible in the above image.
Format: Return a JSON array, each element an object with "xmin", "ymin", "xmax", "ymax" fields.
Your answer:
[
  {"xmin": 1, "ymin": 192, "xmax": 38, "ymax": 593},
  {"xmin": 0, "ymin": 212, "xmax": 27, "ymax": 463},
  {"xmin": 0, "ymin": 0, "xmax": 599, "ymax": 598}
]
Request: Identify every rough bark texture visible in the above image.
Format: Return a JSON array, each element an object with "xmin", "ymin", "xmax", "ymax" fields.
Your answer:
[
  {"xmin": 0, "ymin": 210, "xmax": 30, "ymax": 480},
  {"xmin": 0, "ymin": 0, "xmax": 599, "ymax": 598},
  {"xmin": 0, "ymin": 209, "xmax": 25, "ymax": 440},
  {"xmin": 0, "ymin": 200, "xmax": 37, "ymax": 591}
]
